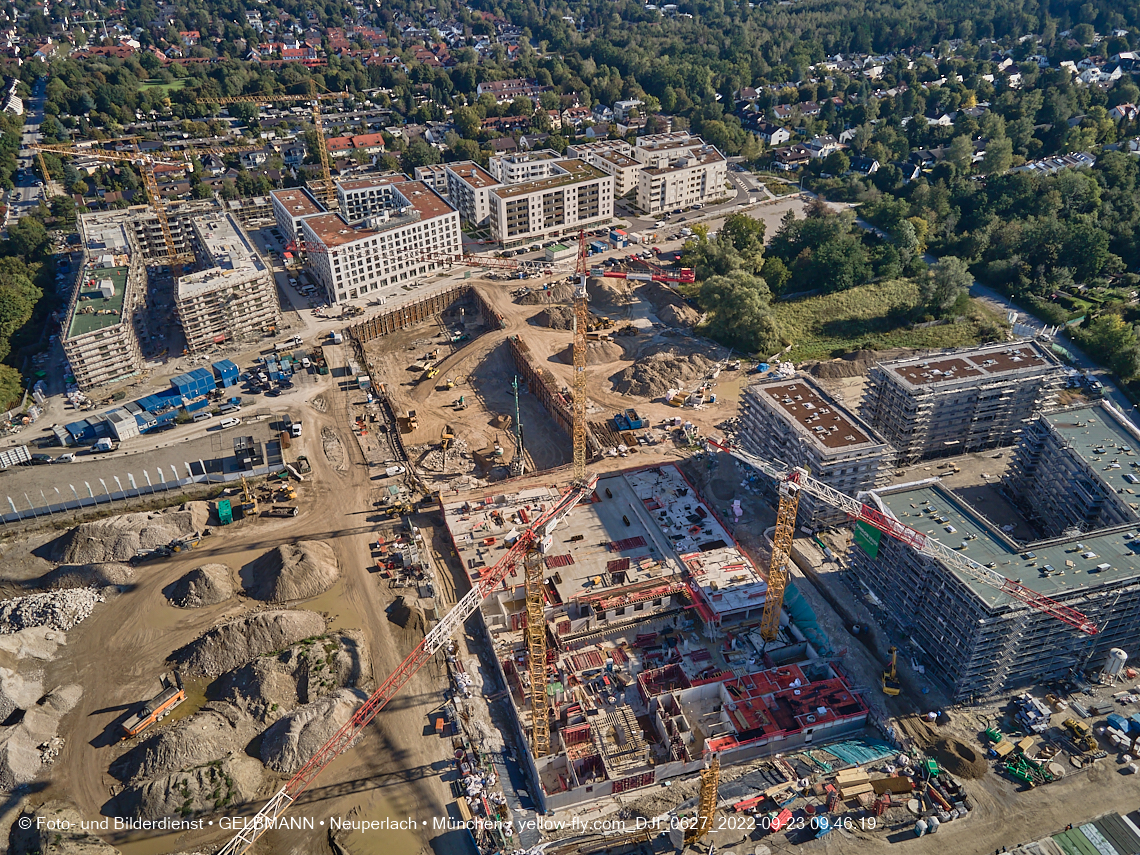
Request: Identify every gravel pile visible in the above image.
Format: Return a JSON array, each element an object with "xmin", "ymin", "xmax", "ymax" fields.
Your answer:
[
  {"xmin": 166, "ymin": 564, "xmax": 235, "ymax": 608},
  {"xmin": 517, "ymin": 282, "xmax": 575, "ymax": 305},
  {"xmin": 111, "ymin": 708, "xmax": 261, "ymax": 785},
  {"xmin": 0, "ymin": 682, "xmax": 82, "ymax": 790},
  {"xmin": 36, "ymin": 562, "xmax": 135, "ymax": 590},
  {"xmin": 243, "ymin": 542, "xmax": 340, "ymax": 603},
  {"xmin": 534, "ymin": 305, "xmax": 575, "ymax": 329},
  {"xmin": 168, "ymin": 610, "xmax": 326, "ymax": 676},
  {"xmin": 643, "ymin": 280, "xmax": 700, "ymax": 327},
  {"xmin": 260, "ymin": 688, "xmax": 367, "ymax": 774},
  {"xmin": 113, "ymin": 755, "xmax": 264, "ymax": 820},
  {"xmin": 610, "ymin": 349, "xmax": 718, "ymax": 397},
  {"xmin": 586, "ymin": 276, "xmax": 631, "ymax": 307},
  {"xmin": 0, "ymin": 589, "xmax": 105, "ymax": 634},
  {"xmin": 557, "ymin": 340, "xmax": 627, "ymax": 365},
  {"xmin": 50, "ymin": 502, "xmax": 211, "ymax": 564}
]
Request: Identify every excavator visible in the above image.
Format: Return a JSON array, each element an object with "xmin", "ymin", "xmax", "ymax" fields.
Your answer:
[{"xmin": 882, "ymin": 646, "xmax": 901, "ymax": 696}]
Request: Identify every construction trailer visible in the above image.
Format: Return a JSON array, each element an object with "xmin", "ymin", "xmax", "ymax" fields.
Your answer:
[{"xmin": 121, "ymin": 674, "xmax": 185, "ymax": 739}]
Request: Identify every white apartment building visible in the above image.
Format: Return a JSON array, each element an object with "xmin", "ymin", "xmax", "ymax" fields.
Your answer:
[
  {"xmin": 445, "ymin": 162, "xmax": 501, "ymax": 226},
  {"xmin": 567, "ymin": 141, "xmax": 643, "ymax": 196},
  {"xmin": 176, "ymin": 213, "xmax": 282, "ymax": 352},
  {"xmin": 336, "ymin": 175, "xmax": 401, "ymax": 222},
  {"xmin": 270, "ymin": 187, "xmax": 325, "ymax": 242},
  {"xmin": 488, "ymin": 160, "xmax": 613, "ymax": 246},
  {"xmin": 301, "ymin": 180, "xmax": 460, "ymax": 303},
  {"xmin": 413, "ymin": 164, "xmax": 450, "ymax": 197},
  {"xmin": 488, "ymin": 150, "xmax": 562, "ymax": 184},
  {"xmin": 636, "ymin": 143, "xmax": 728, "ymax": 215}
]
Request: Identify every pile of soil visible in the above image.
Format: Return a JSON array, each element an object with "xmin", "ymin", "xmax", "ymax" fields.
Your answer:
[
  {"xmin": 0, "ymin": 683, "xmax": 81, "ymax": 790},
  {"xmin": 111, "ymin": 708, "xmax": 261, "ymax": 785},
  {"xmin": 165, "ymin": 564, "xmax": 235, "ymax": 608},
  {"xmin": 212, "ymin": 630, "xmax": 371, "ymax": 721},
  {"xmin": 610, "ymin": 348, "xmax": 718, "ymax": 397},
  {"xmin": 49, "ymin": 502, "xmax": 211, "ymax": 564},
  {"xmin": 534, "ymin": 305, "xmax": 575, "ymax": 330},
  {"xmin": 242, "ymin": 542, "xmax": 340, "ymax": 603},
  {"xmin": 586, "ymin": 276, "xmax": 631, "ymax": 307},
  {"xmin": 113, "ymin": 755, "xmax": 263, "ymax": 821},
  {"xmin": 896, "ymin": 714, "xmax": 989, "ymax": 780},
  {"xmin": 260, "ymin": 688, "xmax": 368, "ymax": 774},
  {"xmin": 806, "ymin": 348, "xmax": 921, "ymax": 379},
  {"xmin": 168, "ymin": 610, "xmax": 326, "ymax": 676},
  {"xmin": 34, "ymin": 562, "xmax": 134, "ymax": 590},
  {"xmin": 643, "ymin": 280, "xmax": 700, "ymax": 328},
  {"xmin": 9, "ymin": 800, "xmax": 120, "ymax": 855},
  {"xmin": 557, "ymin": 340, "xmax": 627, "ymax": 365},
  {"xmin": 517, "ymin": 282, "xmax": 575, "ymax": 304}
]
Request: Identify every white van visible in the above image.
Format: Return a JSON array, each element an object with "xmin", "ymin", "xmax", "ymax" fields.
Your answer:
[
  {"xmin": 192, "ymin": 411, "xmax": 213, "ymax": 423},
  {"xmin": 54, "ymin": 453, "xmax": 77, "ymax": 463},
  {"xmin": 219, "ymin": 417, "xmax": 242, "ymax": 429}
]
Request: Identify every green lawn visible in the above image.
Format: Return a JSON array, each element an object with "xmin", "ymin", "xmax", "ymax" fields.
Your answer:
[
  {"xmin": 771, "ymin": 279, "xmax": 1008, "ymax": 361},
  {"xmin": 139, "ymin": 78, "xmax": 189, "ymax": 93},
  {"xmin": 759, "ymin": 177, "xmax": 797, "ymax": 196}
]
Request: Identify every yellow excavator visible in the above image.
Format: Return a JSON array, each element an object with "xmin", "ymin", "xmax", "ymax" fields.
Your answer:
[{"xmin": 882, "ymin": 646, "xmax": 901, "ymax": 696}]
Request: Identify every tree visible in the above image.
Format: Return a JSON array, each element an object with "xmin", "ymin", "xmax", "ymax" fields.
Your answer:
[
  {"xmin": 821, "ymin": 149, "xmax": 850, "ymax": 176},
  {"xmin": 947, "ymin": 135, "xmax": 974, "ymax": 173},
  {"xmin": 400, "ymin": 138, "xmax": 440, "ymax": 173},
  {"xmin": 1078, "ymin": 314, "xmax": 1140, "ymax": 380},
  {"xmin": 980, "ymin": 137, "xmax": 1013, "ymax": 175},
  {"xmin": 699, "ymin": 271, "xmax": 782, "ymax": 353},
  {"xmin": 719, "ymin": 213, "xmax": 765, "ymax": 258},
  {"xmin": 6, "ymin": 218, "xmax": 48, "ymax": 261},
  {"xmin": 921, "ymin": 256, "xmax": 973, "ymax": 316}
]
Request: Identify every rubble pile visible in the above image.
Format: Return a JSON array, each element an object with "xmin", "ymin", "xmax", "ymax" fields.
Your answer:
[
  {"xmin": 168, "ymin": 610, "xmax": 326, "ymax": 676},
  {"xmin": 50, "ymin": 502, "xmax": 211, "ymax": 564},
  {"xmin": 422, "ymin": 438, "xmax": 470, "ymax": 470},
  {"xmin": 610, "ymin": 348, "xmax": 718, "ymax": 397},
  {"xmin": 0, "ymin": 589, "xmax": 105, "ymax": 634}
]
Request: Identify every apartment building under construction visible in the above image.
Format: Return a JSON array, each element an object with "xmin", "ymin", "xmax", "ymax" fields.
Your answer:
[
  {"xmin": 851, "ymin": 401, "xmax": 1140, "ymax": 701},
  {"xmin": 860, "ymin": 342, "xmax": 1065, "ymax": 464},
  {"xmin": 737, "ymin": 377, "xmax": 894, "ymax": 528}
]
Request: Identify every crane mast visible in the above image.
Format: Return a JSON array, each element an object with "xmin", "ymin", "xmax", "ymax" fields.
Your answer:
[
  {"xmin": 218, "ymin": 474, "xmax": 598, "ymax": 854},
  {"xmin": 707, "ymin": 439, "xmax": 1097, "ymax": 635},
  {"xmin": 572, "ymin": 230, "xmax": 589, "ymax": 483}
]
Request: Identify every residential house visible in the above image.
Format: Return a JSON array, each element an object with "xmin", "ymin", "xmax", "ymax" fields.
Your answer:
[
  {"xmin": 1111, "ymin": 104, "xmax": 1140, "ymax": 122},
  {"xmin": 754, "ymin": 122, "xmax": 790, "ymax": 146},
  {"xmin": 773, "ymin": 145, "xmax": 812, "ymax": 171},
  {"xmin": 849, "ymin": 156, "xmax": 879, "ymax": 175},
  {"xmin": 804, "ymin": 135, "xmax": 841, "ymax": 158}
]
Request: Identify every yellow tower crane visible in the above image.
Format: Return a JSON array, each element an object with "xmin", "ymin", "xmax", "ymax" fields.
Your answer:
[
  {"xmin": 29, "ymin": 141, "xmax": 265, "ymax": 268},
  {"xmin": 760, "ymin": 477, "xmax": 802, "ymax": 642},
  {"xmin": 195, "ymin": 82, "xmax": 347, "ymax": 206},
  {"xmin": 572, "ymin": 229, "xmax": 589, "ymax": 483},
  {"xmin": 525, "ymin": 547, "xmax": 550, "ymax": 756},
  {"xmin": 684, "ymin": 755, "xmax": 720, "ymax": 847}
]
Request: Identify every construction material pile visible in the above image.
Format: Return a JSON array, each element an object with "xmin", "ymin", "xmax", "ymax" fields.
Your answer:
[
  {"xmin": 586, "ymin": 276, "xmax": 631, "ymax": 307},
  {"xmin": 611, "ymin": 348, "xmax": 718, "ymax": 397},
  {"xmin": 0, "ymin": 684, "xmax": 82, "ymax": 790},
  {"xmin": 557, "ymin": 340, "xmax": 627, "ymax": 365},
  {"xmin": 50, "ymin": 502, "xmax": 211, "ymax": 564},
  {"xmin": 166, "ymin": 563, "xmax": 235, "ymax": 608},
  {"xmin": 168, "ymin": 609, "xmax": 326, "ymax": 676},
  {"xmin": 422, "ymin": 438, "xmax": 469, "ymax": 470},
  {"xmin": 0, "ymin": 589, "xmax": 105, "ymax": 634},
  {"xmin": 260, "ymin": 688, "xmax": 368, "ymax": 774},
  {"xmin": 517, "ymin": 282, "xmax": 575, "ymax": 305},
  {"xmin": 243, "ymin": 542, "xmax": 340, "ymax": 603},
  {"xmin": 643, "ymin": 280, "xmax": 700, "ymax": 327},
  {"xmin": 114, "ymin": 755, "xmax": 263, "ymax": 821},
  {"xmin": 111, "ymin": 707, "xmax": 262, "ymax": 785},
  {"xmin": 534, "ymin": 305, "xmax": 576, "ymax": 329},
  {"xmin": 36, "ymin": 562, "xmax": 134, "ymax": 590}
]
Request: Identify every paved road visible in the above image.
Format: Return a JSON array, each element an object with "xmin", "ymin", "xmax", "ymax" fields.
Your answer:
[{"xmin": 7, "ymin": 78, "xmax": 48, "ymax": 228}]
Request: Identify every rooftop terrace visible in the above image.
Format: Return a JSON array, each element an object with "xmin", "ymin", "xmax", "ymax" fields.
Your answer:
[
  {"xmin": 752, "ymin": 379, "xmax": 879, "ymax": 451},
  {"xmin": 68, "ymin": 265, "xmax": 129, "ymax": 338},
  {"xmin": 884, "ymin": 342, "xmax": 1056, "ymax": 390}
]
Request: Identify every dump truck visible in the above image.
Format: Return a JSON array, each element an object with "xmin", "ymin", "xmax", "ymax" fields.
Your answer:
[
  {"xmin": 406, "ymin": 409, "xmax": 418, "ymax": 430},
  {"xmin": 121, "ymin": 674, "xmax": 185, "ymax": 739},
  {"xmin": 295, "ymin": 455, "xmax": 311, "ymax": 474},
  {"xmin": 441, "ymin": 425, "xmax": 455, "ymax": 449}
]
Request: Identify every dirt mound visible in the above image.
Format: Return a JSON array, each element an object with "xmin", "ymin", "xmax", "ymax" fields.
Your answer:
[
  {"xmin": 212, "ymin": 630, "xmax": 370, "ymax": 721},
  {"xmin": 586, "ymin": 276, "xmax": 631, "ymax": 307},
  {"xmin": 168, "ymin": 610, "xmax": 326, "ymax": 676},
  {"xmin": 517, "ymin": 281, "xmax": 575, "ymax": 304},
  {"xmin": 610, "ymin": 348, "xmax": 718, "ymax": 397},
  {"xmin": 557, "ymin": 340, "xmax": 627, "ymax": 365},
  {"xmin": 534, "ymin": 305, "xmax": 576, "ymax": 329},
  {"xmin": 0, "ymin": 682, "xmax": 81, "ymax": 790},
  {"xmin": 166, "ymin": 564, "xmax": 235, "ymax": 608},
  {"xmin": 806, "ymin": 347, "xmax": 922, "ymax": 379},
  {"xmin": 643, "ymin": 281, "xmax": 700, "ymax": 328},
  {"xmin": 10, "ymin": 800, "xmax": 120, "ymax": 854},
  {"xmin": 50, "ymin": 502, "xmax": 210, "ymax": 564},
  {"xmin": 260, "ymin": 688, "xmax": 368, "ymax": 774},
  {"xmin": 35, "ymin": 562, "xmax": 134, "ymax": 590},
  {"xmin": 111, "ymin": 707, "xmax": 261, "ymax": 785},
  {"xmin": 896, "ymin": 714, "xmax": 989, "ymax": 780},
  {"xmin": 113, "ymin": 755, "xmax": 263, "ymax": 820},
  {"xmin": 242, "ymin": 542, "xmax": 340, "ymax": 603}
]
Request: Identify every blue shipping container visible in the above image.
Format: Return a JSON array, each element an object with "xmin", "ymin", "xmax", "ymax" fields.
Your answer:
[{"xmin": 1107, "ymin": 713, "xmax": 1130, "ymax": 733}]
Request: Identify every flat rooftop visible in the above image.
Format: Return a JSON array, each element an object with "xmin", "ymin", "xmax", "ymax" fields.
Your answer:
[
  {"xmin": 750, "ymin": 379, "xmax": 880, "ymax": 451},
  {"xmin": 643, "ymin": 145, "xmax": 725, "ymax": 174},
  {"xmin": 873, "ymin": 479, "xmax": 1140, "ymax": 606},
  {"xmin": 884, "ymin": 342, "xmax": 1057, "ymax": 390},
  {"xmin": 270, "ymin": 188, "xmax": 324, "ymax": 217},
  {"xmin": 1044, "ymin": 403, "xmax": 1140, "ymax": 500},
  {"xmin": 179, "ymin": 214, "xmax": 269, "ymax": 300},
  {"xmin": 491, "ymin": 160, "xmax": 607, "ymax": 199},
  {"xmin": 393, "ymin": 180, "xmax": 454, "ymax": 219},
  {"xmin": 635, "ymin": 132, "xmax": 695, "ymax": 148},
  {"xmin": 338, "ymin": 176, "xmax": 399, "ymax": 192},
  {"xmin": 68, "ymin": 265, "xmax": 129, "ymax": 338},
  {"xmin": 302, "ymin": 213, "xmax": 381, "ymax": 248},
  {"xmin": 448, "ymin": 162, "xmax": 499, "ymax": 190}
]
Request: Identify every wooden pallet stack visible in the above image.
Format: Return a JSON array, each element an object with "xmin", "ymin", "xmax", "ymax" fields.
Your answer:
[{"xmin": 835, "ymin": 767, "xmax": 874, "ymax": 799}]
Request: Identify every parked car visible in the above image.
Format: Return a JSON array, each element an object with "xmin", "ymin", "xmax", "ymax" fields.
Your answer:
[{"xmin": 219, "ymin": 417, "xmax": 242, "ymax": 429}]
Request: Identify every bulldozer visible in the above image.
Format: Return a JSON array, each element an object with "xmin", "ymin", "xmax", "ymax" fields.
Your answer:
[
  {"xmin": 1063, "ymin": 717, "xmax": 1099, "ymax": 752},
  {"xmin": 881, "ymin": 647, "xmax": 901, "ymax": 696}
]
